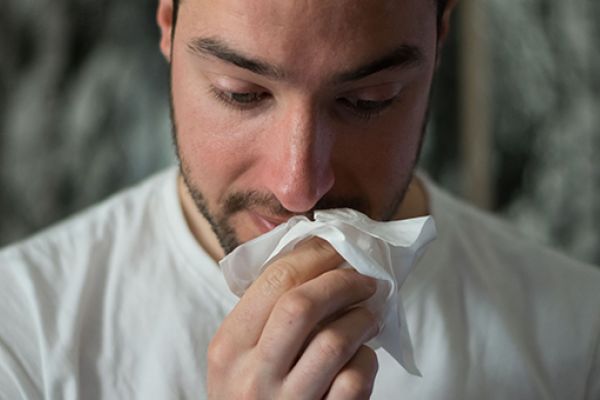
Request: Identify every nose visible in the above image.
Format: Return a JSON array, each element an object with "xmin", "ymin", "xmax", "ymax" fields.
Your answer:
[{"xmin": 262, "ymin": 100, "xmax": 335, "ymax": 213}]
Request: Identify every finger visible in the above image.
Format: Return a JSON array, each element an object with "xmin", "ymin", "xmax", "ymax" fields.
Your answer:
[
  {"xmin": 281, "ymin": 308, "xmax": 379, "ymax": 400},
  {"xmin": 256, "ymin": 269, "xmax": 377, "ymax": 374},
  {"xmin": 324, "ymin": 345, "xmax": 379, "ymax": 400},
  {"xmin": 220, "ymin": 237, "xmax": 344, "ymax": 347}
]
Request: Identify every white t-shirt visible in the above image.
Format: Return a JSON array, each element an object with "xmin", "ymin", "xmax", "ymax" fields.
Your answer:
[{"xmin": 1, "ymin": 167, "xmax": 599, "ymax": 400}]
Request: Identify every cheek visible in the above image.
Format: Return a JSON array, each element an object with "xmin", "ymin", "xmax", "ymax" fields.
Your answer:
[
  {"xmin": 331, "ymin": 82, "xmax": 429, "ymax": 214},
  {"xmin": 374, "ymin": 82, "xmax": 429, "ymax": 168},
  {"xmin": 340, "ymin": 86, "xmax": 428, "ymax": 174},
  {"xmin": 344, "ymin": 128, "xmax": 419, "ymax": 200},
  {"xmin": 171, "ymin": 59, "xmax": 256, "ymax": 200}
]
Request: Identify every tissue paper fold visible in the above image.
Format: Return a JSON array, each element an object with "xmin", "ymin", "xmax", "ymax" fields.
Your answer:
[{"xmin": 219, "ymin": 208, "xmax": 436, "ymax": 376}]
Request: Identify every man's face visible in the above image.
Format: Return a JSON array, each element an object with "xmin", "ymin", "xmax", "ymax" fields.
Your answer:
[{"xmin": 165, "ymin": 0, "xmax": 439, "ymax": 254}]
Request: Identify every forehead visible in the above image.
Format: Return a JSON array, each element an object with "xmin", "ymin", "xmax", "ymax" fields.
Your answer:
[{"xmin": 179, "ymin": 0, "xmax": 437, "ymax": 81}]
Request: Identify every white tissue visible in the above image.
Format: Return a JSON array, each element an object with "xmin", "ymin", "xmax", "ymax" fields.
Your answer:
[{"xmin": 219, "ymin": 208, "xmax": 436, "ymax": 376}]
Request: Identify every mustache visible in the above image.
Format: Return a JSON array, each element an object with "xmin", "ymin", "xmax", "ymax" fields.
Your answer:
[{"xmin": 222, "ymin": 191, "xmax": 369, "ymax": 220}]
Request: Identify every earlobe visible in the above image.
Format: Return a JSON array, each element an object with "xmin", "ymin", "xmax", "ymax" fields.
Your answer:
[
  {"xmin": 434, "ymin": 0, "xmax": 459, "ymax": 67},
  {"xmin": 157, "ymin": 0, "xmax": 174, "ymax": 62},
  {"xmin": 437, "ymin": 0, "xmax": 459, "ymax": 45}
]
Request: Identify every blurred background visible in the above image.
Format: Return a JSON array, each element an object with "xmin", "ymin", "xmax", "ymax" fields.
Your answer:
[{"xmin": 1, "ymin": 0, "xmax": 598, "ymax": 266}]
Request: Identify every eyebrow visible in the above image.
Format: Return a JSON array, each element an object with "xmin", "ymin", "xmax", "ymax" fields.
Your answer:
[
  {"xmin": 187, "ymin": 36, "xmax": 424, "ymax": 83},
  {"xmin": 187, "ymin": 37, "xmax": 286, "ymax": 80},
  {"xmin": 334, "ymin": 45, "xmax": 424, "ymax": 83}
]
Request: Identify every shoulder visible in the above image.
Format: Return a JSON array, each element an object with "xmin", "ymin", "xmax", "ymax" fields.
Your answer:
[
  {"xmin": 0, "ymin": 167, "xmax": 179, "ymax": 306},
  {"xmin": 0, "ymin": 167, "xmax": 178, "ymax": 395},
  {"xmin": 420, "ymin": 175, "xmax": 600, "ymax": 327},
  {"xmin": 423, "ymin": 175, "xmax": 600, "ymax": 296},
  {"xmin": 0, "ymin": 167, "xmax": 176, "ymax": 270},
  {"xmin": 415, "ymin": 176, "xmax": 600, "ymax": 396},
  {"xmin": 423, "ymin": 178, "xmax": 600, "ymax": 349}
]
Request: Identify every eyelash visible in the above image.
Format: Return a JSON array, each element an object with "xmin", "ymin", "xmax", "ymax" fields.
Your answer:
[
  {"xmin": 336, "ymin": 97, "xmax": 396, "ymax": 120},
  {"xmin": 209, "ymin": 86, "xmax": 270, "ymax": 111},
  {"xmin": 208, "ymin": 85, "xmax": 398, "ymax": 120}
]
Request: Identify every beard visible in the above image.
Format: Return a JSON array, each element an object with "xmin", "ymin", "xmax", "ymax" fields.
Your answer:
[
  {"xmin": 171, "ymin": 135, "xmax": 426, "ymax": 257},
  {"xmin": 175, "ymin": 156, "xmax": 393, "ymax": 255},
  {"xmin": 168, "ymin": 78, "xmax": 431, "ymax": 256}
]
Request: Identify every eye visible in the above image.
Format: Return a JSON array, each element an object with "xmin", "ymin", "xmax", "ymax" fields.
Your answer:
[
  {"xmin": 225, "ymin": 91, "xmax": 266, "ymax": 104},
  {"xmin": 209, "ymin": 86, "xmax": 270, "ymax": 110},
  {"xmin": 337, "ymin": 96, "xmax": 397, "ymax": 120}
]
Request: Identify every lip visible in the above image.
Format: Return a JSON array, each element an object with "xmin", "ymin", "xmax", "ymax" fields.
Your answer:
[{"xmin": 248, "ymin": 211, "xmax": 289, "ymax": 234}]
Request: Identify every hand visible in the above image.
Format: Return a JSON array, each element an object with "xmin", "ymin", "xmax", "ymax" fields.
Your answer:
[{"xmin": 207, "ymin": 237, "xmax": 380, "ymax": 399}]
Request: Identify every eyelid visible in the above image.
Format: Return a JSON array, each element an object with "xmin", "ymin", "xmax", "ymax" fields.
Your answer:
[
  {"xmin": 342, "ymin": 81, "xmax": 404, "ymax": 101},
  {"xmin": 208, "ymin": 85, "xmax": 272, "ymax": 112},
  {"xmin": 210, "ymin": 75, "xmax": 264, "ymax": 94}
]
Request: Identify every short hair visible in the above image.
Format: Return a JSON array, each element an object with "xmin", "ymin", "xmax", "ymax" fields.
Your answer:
[{"xmin": 172, "ymin": 1, "xmax": 448, "ymax": 29}]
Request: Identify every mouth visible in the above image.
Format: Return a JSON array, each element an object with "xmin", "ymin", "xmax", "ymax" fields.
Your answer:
[{"xmin": 248, "ymin": 211, "xmax": 292, "ymax": 234}]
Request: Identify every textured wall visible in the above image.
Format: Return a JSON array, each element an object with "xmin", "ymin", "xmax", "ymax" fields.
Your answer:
[
  {"xmin": 423, "ymin": 0, "xmax": 600, "ymax": 265},
  {"xmin": 0, "ymin": 1, "xmax": 174, "ymax": 244},
  {"xmin": 492, "ymin": 0, "xmax": 600, "ymax": 264},
  {"xmin": 1, "ymin": 1, "xmax": 599, "ymax": 266}
]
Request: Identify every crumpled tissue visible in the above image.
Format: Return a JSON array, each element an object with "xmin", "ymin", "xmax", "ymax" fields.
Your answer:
[{"xmin": 219, "ymin": 208, "xmax": 436, "ymax": 376}]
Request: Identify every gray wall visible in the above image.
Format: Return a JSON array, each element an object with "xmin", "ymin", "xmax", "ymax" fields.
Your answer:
[
  {"xmin": 424, "ymin": 0, "xmax": 600, "ymax": 266},
  {"xmin": 1, "ymin": 0, "xmax": 599, "ymax": 266},
  {"xmin": 0, "ymin": 1, "xmax": 174, "ymax": 244}
]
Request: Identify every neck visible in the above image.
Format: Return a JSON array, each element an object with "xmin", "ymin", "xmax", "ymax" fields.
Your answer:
[
  {"xmin": 177, "ymin": 175, "xmax": 225, "ymax": 261},
  {"xmin": 393, "ymin": 175, "xmax": 431, "ymax": 220}
]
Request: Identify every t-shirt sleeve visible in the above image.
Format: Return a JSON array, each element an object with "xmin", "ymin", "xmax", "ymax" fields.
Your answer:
[
  {"xmin": 0, "ymin": 345, "xmax": 42, "ymax": 400},
  {"xmin": 0, "ymin": 249, "xmax": 44, "ymax": 400}
]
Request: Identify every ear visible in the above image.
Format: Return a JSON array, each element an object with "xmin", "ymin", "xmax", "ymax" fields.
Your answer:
[
  {"xmin": 437, "ymin": 0, "xmax": 459, "ymax": 45},
  {"xmin": 157, "ymin": 0, "xmax": 175, "ymax": 62}
]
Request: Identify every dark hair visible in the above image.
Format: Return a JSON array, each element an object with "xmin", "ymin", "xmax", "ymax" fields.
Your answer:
[
  {"xmin": 172, "ymin": 0, "xmax": 448, "ymax": 29},
  {"xmin": 172, "ymin": 0, "xmax": 180, "ymax": 28}
]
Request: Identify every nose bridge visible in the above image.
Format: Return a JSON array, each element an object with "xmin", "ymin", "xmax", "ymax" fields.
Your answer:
[{"xmin": 270, "ymin": 99, "xmax": 335, "ymax": 212}]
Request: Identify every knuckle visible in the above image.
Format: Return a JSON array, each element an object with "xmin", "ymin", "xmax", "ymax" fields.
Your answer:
[
  {"xmin": 311, "ymin": 236, "xmax": 335, "ymax": 255},
  {"xmin": 207, "ymin": 336, "xmax": 234, "ymax": 371},
  {"xmin": 260, "ymin": 260, "xmax": 301, "ymax": 295},
  {"xmin": 342, "ymin": 270, "xmax": 370, "ymax": 295},
  {"xmin": 336, "ymin": 371, "xmax": 375, "ymax": 399},
  {"xmin": 277, "ymin": 292, "xmax": 316, "ymax": 323},
  {"xmin": 332, "ymin": 269, "xmax": 358, "ymax": 290},
  {"xmin": 239, "ymin": 369, "xmax": 283, "ymax": 400},
  {"xmin": 331, "ymin": 269, "xmax": 375, "ymax": 299},
  {"xmin": 357, "ymin": 307, "xmax": 380, "ymax": 338},
  {"xmin": 317, "ymin": 330, "xmax": 353, "ymax": 360}
]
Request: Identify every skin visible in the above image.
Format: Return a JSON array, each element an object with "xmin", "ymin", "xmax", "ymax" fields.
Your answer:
[{"xmin": 157, "ymin": 0, "xmax": 457, "ymax": 397}]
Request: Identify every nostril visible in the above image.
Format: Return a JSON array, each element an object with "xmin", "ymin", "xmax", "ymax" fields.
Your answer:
[{"xmin": 272, "ymin": 165, "xmax": 335, "ymax": 213}]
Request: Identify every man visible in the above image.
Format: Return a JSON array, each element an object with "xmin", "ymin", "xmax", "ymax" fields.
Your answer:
[{"xmin": 1, "ymin": 0, "xmax": 599, "ymax": 399}]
